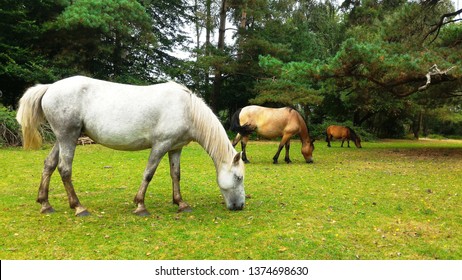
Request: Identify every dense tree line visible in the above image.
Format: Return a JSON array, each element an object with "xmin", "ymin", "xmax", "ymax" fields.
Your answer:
[{"xmin": 1, "ymin": 0, "xmax": 461, "ymax": 140}]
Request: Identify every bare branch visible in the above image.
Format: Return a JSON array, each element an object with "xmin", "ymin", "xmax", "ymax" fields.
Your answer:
[
  {"xmin": 418, "ymin": 64, "xmax": 456, "ymax": 91},
  {"xmin": 424, "ymin": 8, "xmax": 462, "ymax": 44}
]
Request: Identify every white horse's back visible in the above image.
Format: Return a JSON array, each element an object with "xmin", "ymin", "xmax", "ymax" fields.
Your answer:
[{"xmin": 41, "ymin": 76, "xmax": 193, "ymax": 150}]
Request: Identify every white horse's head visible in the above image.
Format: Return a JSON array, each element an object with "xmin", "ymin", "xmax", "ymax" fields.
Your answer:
[{"xmin": 217, "ymin": 152, "xmax": 245, "ymax": 210}]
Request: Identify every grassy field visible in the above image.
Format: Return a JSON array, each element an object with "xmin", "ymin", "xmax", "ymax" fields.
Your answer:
[{"xmin": 1, "ymin": 139, "xmax": 461, "ymax": 260}]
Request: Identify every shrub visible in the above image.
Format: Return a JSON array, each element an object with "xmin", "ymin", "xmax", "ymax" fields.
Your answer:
[
  {"xmin": 0, "ymin": 106, "xmax": 21, "ymax": 147},
  {"xmin": 0, "ymin": 106, "xmax": 56, "ymax": 147}
]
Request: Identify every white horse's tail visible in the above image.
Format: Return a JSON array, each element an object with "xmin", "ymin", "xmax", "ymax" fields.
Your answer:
[{"xmin": 16, "ymin": 84, "xmax": 49, "ymax": 150}]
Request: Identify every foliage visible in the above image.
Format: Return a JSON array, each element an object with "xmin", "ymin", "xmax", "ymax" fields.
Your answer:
[
  {"xmin": 44, "ymin": 0, "xmax": 157, "ymax": 82},
  {"xmin": 0, "ymin": 0, "xmax": 63, "ymax": 106},
  {"xmin": 1, "ymin": 140, "xmax": 462, "ymax": 259},
  {"xmin": 1, "ymin": 0, "xmax": 462, "ymax": 138},
  {"xmin": 0, "ymin": 106, "xmax": 20, "ymax": 147},
  {"xmin": 0, "ymin": 0, "xmax": 192, "ymax": 107},
  {"xmin": 255, "ymin": 1, "xmax": 462, "ymax": 137},
  {"xmin": 0, "ymin": 106, "xmax": 56, "ymax": 147}
]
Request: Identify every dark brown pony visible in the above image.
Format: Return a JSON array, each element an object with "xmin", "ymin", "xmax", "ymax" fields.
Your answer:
[
  {"xmin": 230, "ymin": 105, "xmax": 315, "ymax": 164},
  {"xmin": 326, "ymin": 125, "xmax": 362, "ymax": 148}
]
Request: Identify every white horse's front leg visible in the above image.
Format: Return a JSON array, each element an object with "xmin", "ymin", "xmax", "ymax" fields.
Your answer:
[
  {"xmin": 169, "ymin": 149, "xmax": 192, "ymax": 212},
  {"xmin": 133, "ymin": 148, "xmax": 165, "ymax": 216}
]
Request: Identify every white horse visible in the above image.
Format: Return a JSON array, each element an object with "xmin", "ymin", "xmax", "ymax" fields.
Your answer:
[{"xmin": 16, "ymin": 76, "xmax": 245, "ymax": 216}]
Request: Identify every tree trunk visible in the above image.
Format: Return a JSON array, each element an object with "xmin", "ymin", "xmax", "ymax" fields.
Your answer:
[
  {"xmin": 205, "ymin": 0, "xmax": 212, "ymax": 55},
  {"xmin": 113, "ymin": 31, "xmax": 122, "ymax": 76},
  {"xmin": 194, "ymin": 0, "xmax": 200, "ymax": 51},
  {"xmin": 353, "ymin": 111, "xmax": 375, "ymax": 126},
  {"xmin": 236, "ymin": 3, "xmax": 247, "ymax": 61},
  {"xmin": 211, "ymin": 0, "xmax": 227, "ymax": 113}
]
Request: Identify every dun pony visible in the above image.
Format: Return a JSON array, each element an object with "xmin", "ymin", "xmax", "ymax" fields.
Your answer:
[{"xmin": 230, "ymin": 105, "xmax": 315, "ymax": 164}]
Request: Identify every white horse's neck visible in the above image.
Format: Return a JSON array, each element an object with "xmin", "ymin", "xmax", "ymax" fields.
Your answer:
[{"xmin": 188, "ymin": 94, "xmax": 236, "ymax": 170}]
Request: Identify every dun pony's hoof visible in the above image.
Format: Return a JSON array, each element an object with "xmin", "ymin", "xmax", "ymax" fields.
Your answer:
[
  {"xmin": 75, "ymin": 206, "xmax": 90, "ymax": 217},
  {"xmin": 134, "ymin": 209, "xmax": 150, "ymax": 216},
  {"xmin": 40, "ymin": 207, "xmax": 55, "ymax": 214},
  {"xmin": 178, "ymin": 206, "xmax": 193, "ymax": 213},
  {"xmin": 76, "ymin": 209, "xmax": 90, "ymax": 217}
]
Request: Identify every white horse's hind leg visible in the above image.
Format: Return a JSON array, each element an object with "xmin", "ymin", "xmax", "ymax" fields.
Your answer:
[
  {"xmin": 57, "ymin": 140, "xmax": 89, "ymax": 216},
  {"xmin": 37, "ymin": 144, "xmax": 59, "ymax": 213},
  {"xmin": 169, "ymin": 149, "xmax": 192, "ymax": 212},
  {"xmin": 133, "ymin": 148, "xmax": 166, "ymax": 216}
]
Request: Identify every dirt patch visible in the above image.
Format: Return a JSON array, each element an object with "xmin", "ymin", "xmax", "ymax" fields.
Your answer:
[{"xmin": 386, "ymin": 148, "xmax": 462, "ymax": 160}]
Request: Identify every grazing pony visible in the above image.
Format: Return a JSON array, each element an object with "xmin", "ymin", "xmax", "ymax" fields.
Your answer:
[
  {"xmin": 16, "ymin": 76, "xmax": 245, "ymax": 216},
  {"xmin": 230, "ymin": 105, "xmax": 315, "ymax": 164},
  {"xmin": 326, "ymin": 125, "xmax": 362, "ymax": 148}
]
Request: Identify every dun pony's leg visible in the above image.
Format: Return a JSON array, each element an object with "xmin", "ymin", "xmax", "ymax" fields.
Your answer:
[
  {"xmin": 37, "ymin": 144, "xmax": 59, "ymax": 214},
  {"xmin": 169, "ymin": 149, "xmax": 192, "ymax": 213},
  {"xmin": 133, "ymin": 148, "xmax": 165, "ymax": 216},
  {"xmin": 241, "ymin": 136, "xmax": 250, "ymax": 163},
  {"xmin": 284, "ymin": 139, "xmax": 292, "ymax": 163},
  {"xmin": 273, "ymin": 134, "xmax": 292, "ymax": 164},
  {"xmin": 57, "ymin": 141, "xmax": 89, "ymax": 216},
  {"xmin": 232, "ymin": 133, "xmax": 242, "ymax": 147}
]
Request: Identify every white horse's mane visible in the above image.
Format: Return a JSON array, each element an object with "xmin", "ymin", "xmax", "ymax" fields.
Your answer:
[{"xmin": 183, "ymin": 86, "xmax": 235, "ymax": 168}]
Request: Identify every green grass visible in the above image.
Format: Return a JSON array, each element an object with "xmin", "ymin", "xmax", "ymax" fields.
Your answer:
[{"xmin": 1, "ymin": 139, "xmax": 461, "ymax": 260}]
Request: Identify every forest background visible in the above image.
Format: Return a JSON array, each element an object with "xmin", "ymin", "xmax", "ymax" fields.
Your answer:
[{"xmin": 1, "ymin": 0, "xmax": 462, "ymax": 146}]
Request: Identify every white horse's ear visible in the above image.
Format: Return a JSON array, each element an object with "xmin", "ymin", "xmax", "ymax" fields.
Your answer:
[{"xmin": 233, "ymin": 152, "xmax": 242, "ymax": 165}]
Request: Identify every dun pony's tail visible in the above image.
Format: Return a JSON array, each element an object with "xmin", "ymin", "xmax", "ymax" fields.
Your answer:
[
  {"xmin": 229, "ymin": 108, "xmax": 254, "ymax": 136},
  {"xmin": 16, "ymin": 84, "xmax": 49, "ymax": 150},
  {"xmin": 229, "ymin": 109, "xmax": 242, "ymax": 132}
]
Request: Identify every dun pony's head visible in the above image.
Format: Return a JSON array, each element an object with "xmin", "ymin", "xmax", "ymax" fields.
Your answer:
[
  {"xmin": 217, "ymin": 152, "xmax": 245, "ymax": 210},
  {"xmin": 302, "ymin": 139, "xmax": 315, "ymax": 163}
]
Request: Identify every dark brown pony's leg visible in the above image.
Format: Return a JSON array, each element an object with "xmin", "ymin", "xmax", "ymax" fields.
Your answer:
[
  {"xmin": 326, "ymin": 133, "xmax": 332, "ymax": 147},
  {"xmin": 241, "ymin": 136, "xmax": 250, "ymax": 163},
  {"xmin": 169, "ymin": 149, "xmax": 191, "ymax": 212},
  {"xmin": 37, "ymin": 144, "xmax": 59, "ymax": 214},
  {"xmin": 345, "ymin": 130, "xmax": 351, "ymax": 147}
]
